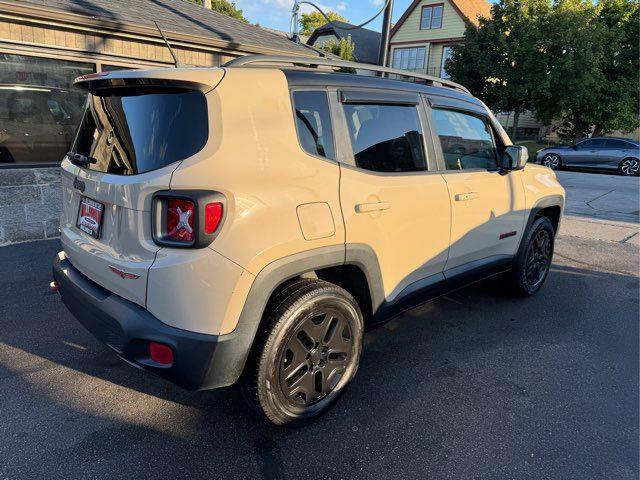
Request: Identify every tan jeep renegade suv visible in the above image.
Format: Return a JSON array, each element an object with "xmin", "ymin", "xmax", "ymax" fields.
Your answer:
[{"xmin": 52, "ymin": 56, "xmax": 565, "ymax": 425}]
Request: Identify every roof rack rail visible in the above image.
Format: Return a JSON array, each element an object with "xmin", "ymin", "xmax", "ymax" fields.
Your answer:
[{"xmin": 222, "ymin": 55, "xmax": 470, "ymax": 94}]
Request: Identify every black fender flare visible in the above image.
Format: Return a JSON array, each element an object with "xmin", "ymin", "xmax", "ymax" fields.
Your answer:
[{"xmin": 210, "ymin": 244, "xmax": 384, "ymax": 387}]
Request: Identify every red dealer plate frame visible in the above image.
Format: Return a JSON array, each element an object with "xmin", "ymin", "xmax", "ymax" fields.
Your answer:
[{"xmin": 76, "ymin": 197, "xmax": 105, "ymax": 239}]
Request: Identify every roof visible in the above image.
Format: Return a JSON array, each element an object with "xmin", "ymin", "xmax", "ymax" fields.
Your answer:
[
  {"xmin": 9, "ymin": 0, "xmax": 320, "ymax": 57},
  {"xmin": 307, "ymin": 21, "xmax": 382, "ymax": 65},
  {"xmin": 391, "ymin": 0, "xmax": 492, "ymax": 36}
]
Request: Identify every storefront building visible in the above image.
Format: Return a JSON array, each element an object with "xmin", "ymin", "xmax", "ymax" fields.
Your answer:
[{"xmin": 0, "ymin": 0, "xmax": 320, "ymax": 245}]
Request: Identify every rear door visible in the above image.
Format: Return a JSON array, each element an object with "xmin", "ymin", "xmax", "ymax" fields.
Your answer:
[
  {"xmin": 335, "ymin": 89, "xmax": 451, "ymax": 302},
  {"xmin": 426, "ymin": 97, "xmax": 526, "ymax": 271},
  {"xmin": 60, "ymin": 84, "xmax": 210, "ymax": 307}
]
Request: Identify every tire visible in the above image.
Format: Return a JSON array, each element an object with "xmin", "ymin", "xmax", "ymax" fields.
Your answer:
[
  {"xmin": 509, "ymin": 216, "xmax": 555, "ymax": 297},
  {"xmin": 541, "ymin": 153, "xmax": 562, "ymax": 170},
  {"xmin": 243, "ymin": 278, "xmax": 363, "ymax": 426},
  {"xmin": 619, "ymin": 157, "xmax": 639, "ymax": 176}
]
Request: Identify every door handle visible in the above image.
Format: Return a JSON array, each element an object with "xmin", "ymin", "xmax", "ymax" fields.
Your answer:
[
  {"xmin": 454, "ymin": 192, "xmax": 479, "ymax": 202},
  {"xmin": 355, "ymin": 202, "xmax": 391, "ymax": 213}
]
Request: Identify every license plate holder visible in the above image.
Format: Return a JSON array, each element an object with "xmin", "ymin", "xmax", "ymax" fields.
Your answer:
[{"xmin": 76, "ymin": 197, "xmax": 105, "ymax": 239}]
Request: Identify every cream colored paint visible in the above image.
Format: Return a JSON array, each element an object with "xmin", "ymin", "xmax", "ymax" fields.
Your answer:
[
  {"xmin": 171, "ymin": 68, "xmax": 345, "ymax": 279},
  {"xmin": 441, "ymin": 170, "xmax": 527, "ymax": 269},
  {"xmin": 340, "ymin": 168, "xmax": 452, "ymax": 301}
]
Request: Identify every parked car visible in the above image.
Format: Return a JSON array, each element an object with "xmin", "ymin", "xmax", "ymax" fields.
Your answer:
[
  {"xmin": 52, "ymin": 58, "xmax": 565, "ymax": 425},
  {"xmin": 0, "ymin": 84, "xmax": 83, "ymax": 164},
  {"xmin": 534, "ymin": 137, "xmax": 640, "ymax": 176}
]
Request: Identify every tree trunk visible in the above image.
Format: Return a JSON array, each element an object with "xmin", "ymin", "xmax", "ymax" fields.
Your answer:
[
  {"xmin": 592, "ymin": 125, "xmax": 603, "ymax": 137},
  {"xmin": 203, "ymin": 0, "xmax": 212, "ymax": 9},
  {"xmin": 511, "ymin": 109, "xmax": 521, "ymax": 141}
]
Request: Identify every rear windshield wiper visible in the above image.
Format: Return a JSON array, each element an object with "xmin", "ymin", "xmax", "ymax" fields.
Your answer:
[{"xmin": 67, "ymin": 151, "xmax": 98, "ymax": 167}]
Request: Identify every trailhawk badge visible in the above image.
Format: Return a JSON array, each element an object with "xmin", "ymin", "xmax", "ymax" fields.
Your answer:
[{"xmin": 108, "ymin": 265, "xmax": 141, "ymax": 280}]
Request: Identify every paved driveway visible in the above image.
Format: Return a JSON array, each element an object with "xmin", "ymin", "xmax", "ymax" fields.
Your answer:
[{"xmin": 0, "ymin": 171, "xmax": 638, "ymax": 479}]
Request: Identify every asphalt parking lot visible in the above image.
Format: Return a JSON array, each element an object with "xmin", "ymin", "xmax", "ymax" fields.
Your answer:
[{"xmin": 1, "ymin": 170, "xmax": 638, "ymax": 479}]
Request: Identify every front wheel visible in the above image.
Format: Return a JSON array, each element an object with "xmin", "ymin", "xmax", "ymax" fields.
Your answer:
[
  {"xmin": 619, "ymin": 158, "xmax": 639, "ymax": 176},
  {"xmin": 542, "ymin": 153, "xmax": 562, "ymax": 170},
  {"xmin": 244, "ymin": 279, "xmax": 363, "ymax": 425},
  {"xmin": 509, "ymin": 216, "xmax": 555, "ymax": 297}
]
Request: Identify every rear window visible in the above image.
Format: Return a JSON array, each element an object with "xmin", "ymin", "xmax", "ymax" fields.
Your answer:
[{"xmin": 72, "ymin": 88, "xmax": 208, "ymax": 175}]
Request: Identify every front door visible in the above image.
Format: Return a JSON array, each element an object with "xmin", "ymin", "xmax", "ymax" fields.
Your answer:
[
  {"xmin": 428, "ymin": 106, "xmax": 526, "ymax": 271},
  {"xmin": 336, "ymin": 92, "xmax": 451, "ymax": 303}
]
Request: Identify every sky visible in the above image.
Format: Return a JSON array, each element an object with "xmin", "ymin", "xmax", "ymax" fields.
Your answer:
[{"xmin": 233, "ymin": 0, "xmax": 417, "ymax": 33}]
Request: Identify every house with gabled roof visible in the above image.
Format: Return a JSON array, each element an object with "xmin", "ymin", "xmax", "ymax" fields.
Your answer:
[{"xmin": 388, "ymin": 0, "xmax": 545, "ymax": 140}]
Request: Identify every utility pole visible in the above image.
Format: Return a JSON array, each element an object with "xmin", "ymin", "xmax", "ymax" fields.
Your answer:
[{"xmin": 377, "ymin": 0, "xmax": 394, "ymax": 67}]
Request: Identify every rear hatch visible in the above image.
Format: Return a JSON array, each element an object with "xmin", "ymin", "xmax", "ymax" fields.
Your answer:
[{"xmin": 60, "ymin": 69, "xmax": 221, "ymax": 306}]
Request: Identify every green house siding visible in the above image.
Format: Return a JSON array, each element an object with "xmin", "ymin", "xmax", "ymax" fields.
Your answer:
[{"xmin": 391, "ymin": 0, "xmax": 466, "ymax": 43}]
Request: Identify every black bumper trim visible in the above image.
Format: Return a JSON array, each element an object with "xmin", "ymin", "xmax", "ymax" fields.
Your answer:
[{"xmin": 53, "ymin": 254, "xmax": 247, "ymax": 390}]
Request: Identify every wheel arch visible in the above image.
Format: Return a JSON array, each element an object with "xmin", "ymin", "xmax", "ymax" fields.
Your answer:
[
  {"xmin": 224, "ymin": 244, "xmax": 383, "ymax": 385},
  {"xmin": 515, "ymin": 196, "xmax": 564, "ymax": 260}
]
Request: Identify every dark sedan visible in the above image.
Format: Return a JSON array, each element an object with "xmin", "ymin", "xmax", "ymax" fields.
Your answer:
[{"xmin": 534, "ymin": 137, "xmax": 640, "ymax": 176}]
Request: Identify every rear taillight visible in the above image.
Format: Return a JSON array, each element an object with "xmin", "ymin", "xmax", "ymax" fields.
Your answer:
[
  {"xmin": 204, "ymin": 202, "xmax": 223, "ymax": 234},
  {"xmin": 152, "ymin": 191, "xmax": 225, "ymax": 248},
  {"xmin": 166, "ymin": 198, "xmax": 196, "ymax": 243}
]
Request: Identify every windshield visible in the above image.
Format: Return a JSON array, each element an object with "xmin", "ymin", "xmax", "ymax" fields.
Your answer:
[{"xmin": 71, "ymin": 88, "xmax": 208, "ymax": 175}]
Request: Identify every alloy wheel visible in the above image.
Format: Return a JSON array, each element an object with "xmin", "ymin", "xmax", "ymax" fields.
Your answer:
[
  {"xmin": 620, "ymin": 158, "xmax": 639, "ymax": 176},
  {"xmin": 524, "ymin": 229, "xmax": 552, "ymax": 289},
  {"xmin": 543, "ymin": 154, "xmax": 560, "ymax": 169},
  {"xmin": 279, "ymin": 309, "xmax": 353, "ymax": 407}
]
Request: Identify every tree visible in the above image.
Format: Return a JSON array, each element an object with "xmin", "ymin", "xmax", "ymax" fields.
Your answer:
[
  {"xmin": 583, "ymin": 0, "xmax": 638, "ymax": 136},
  {"xmin": 299, "ymin": 11, "xmax": 348, "ymax": 36},
  {"xmin": 188, "ymin": 0, "xmax": 247, "ymax": 22},
  {"xmin": 447, "ymin": 0, "xmax": 553, "ymax": 139},
  {"xmin": 534, "ymin": 0, "xmax": 607, "ymax": 140},
  {"xmin": 448, "ymin": 0, "xmax": 639, "ymax": 141},
  {"xmin": 320, "ymin": 35, "xmax": 356, "ymax": 61}
]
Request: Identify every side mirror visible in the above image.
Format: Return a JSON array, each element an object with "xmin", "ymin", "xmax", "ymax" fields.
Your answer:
[{"xmin": 502, "ymin": 145, "xmax": 528, "ymax": 171}]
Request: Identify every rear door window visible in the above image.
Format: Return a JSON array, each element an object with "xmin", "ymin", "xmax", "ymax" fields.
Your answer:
[
  {"xmin": 432, "ymin": 109, "xmax": 499, "ymax": 170},
  {"xmin": 342, "ymin": 103, "xmax": 426, "ymax": 173},
  {"xmin": 72, "ymin": 88, "xmax": 208, "ymax": 175},
  {"xmin": 292, "ymin": 90, "xmax": 335, "ymax": 160},
  {"xmin": 605, "ymin": 139, "xmax": 632, "ymax": 150},
  {"xmin": 578, "ymin": 139, "xmax": 605, "ymax": 149}
]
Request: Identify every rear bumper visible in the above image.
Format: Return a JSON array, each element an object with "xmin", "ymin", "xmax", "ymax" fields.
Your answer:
[{"xmin": 53, "ymin": 252, "xmax": 248, "ymax": 390}]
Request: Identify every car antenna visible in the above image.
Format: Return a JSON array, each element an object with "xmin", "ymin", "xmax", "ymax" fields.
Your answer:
[{"xmin": 154, "ymin": 21, "xmax": 182, "ymax": 68}]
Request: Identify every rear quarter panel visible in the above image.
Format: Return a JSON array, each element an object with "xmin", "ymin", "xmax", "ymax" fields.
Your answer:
[{"xmin": 166, "ymin": 68, "xmax": 345, "ymax": 334}]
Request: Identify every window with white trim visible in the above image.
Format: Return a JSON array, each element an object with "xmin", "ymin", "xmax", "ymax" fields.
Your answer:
[
  {"xmin": 392, "ymin": 47, "xmax": 427, "ymax": 71},
  {"xmin": 421, "ymin": 4, "xmax": 444, "ymax": 30}
]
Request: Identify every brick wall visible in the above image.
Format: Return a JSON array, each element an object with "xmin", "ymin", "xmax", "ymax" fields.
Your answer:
[{"xmin": 0, "ymin": 168, "xmax": 62, "ymax": 246}]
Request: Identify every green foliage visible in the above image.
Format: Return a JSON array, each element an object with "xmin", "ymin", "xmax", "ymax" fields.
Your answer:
[
  {"xmin": 321, "ymin": 35, "xmax": 356, "ymax": 61},
  {"xmin": 188, "ymin": 0, "xmax": 247, "ymax": 22},
  {"xmin": 447, "ymin": 0, "xmax": 639, "ymax": 140},
  {"xmin": 299, "ymin": 11, "xmax": 348, "ymax": 36}
]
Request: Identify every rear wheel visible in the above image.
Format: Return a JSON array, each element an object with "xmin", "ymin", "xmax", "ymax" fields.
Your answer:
[
  {"xmin": 542, "ymin": 153, "xmax": 562, "ymax": 170},
  {"xmin": 509, "ymin": 216, "xmax": 555, "ymax": 297},
  {"xmin": 244, "ymin": 279, "xmax": 363, "ymax": 425},
  {"xmin": 619, "ymin": 157, "xmax": 639, "ymax": 176}
]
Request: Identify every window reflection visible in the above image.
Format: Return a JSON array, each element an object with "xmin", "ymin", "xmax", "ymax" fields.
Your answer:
[{"xmin": 0, "ymin": 54, "xmax": 93, "ymax": 164}]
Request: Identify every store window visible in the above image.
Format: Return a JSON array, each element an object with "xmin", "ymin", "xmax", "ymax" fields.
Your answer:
[{"xmin": 0, "ymin": 54, "xmax": 93, "ymax": 165}]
